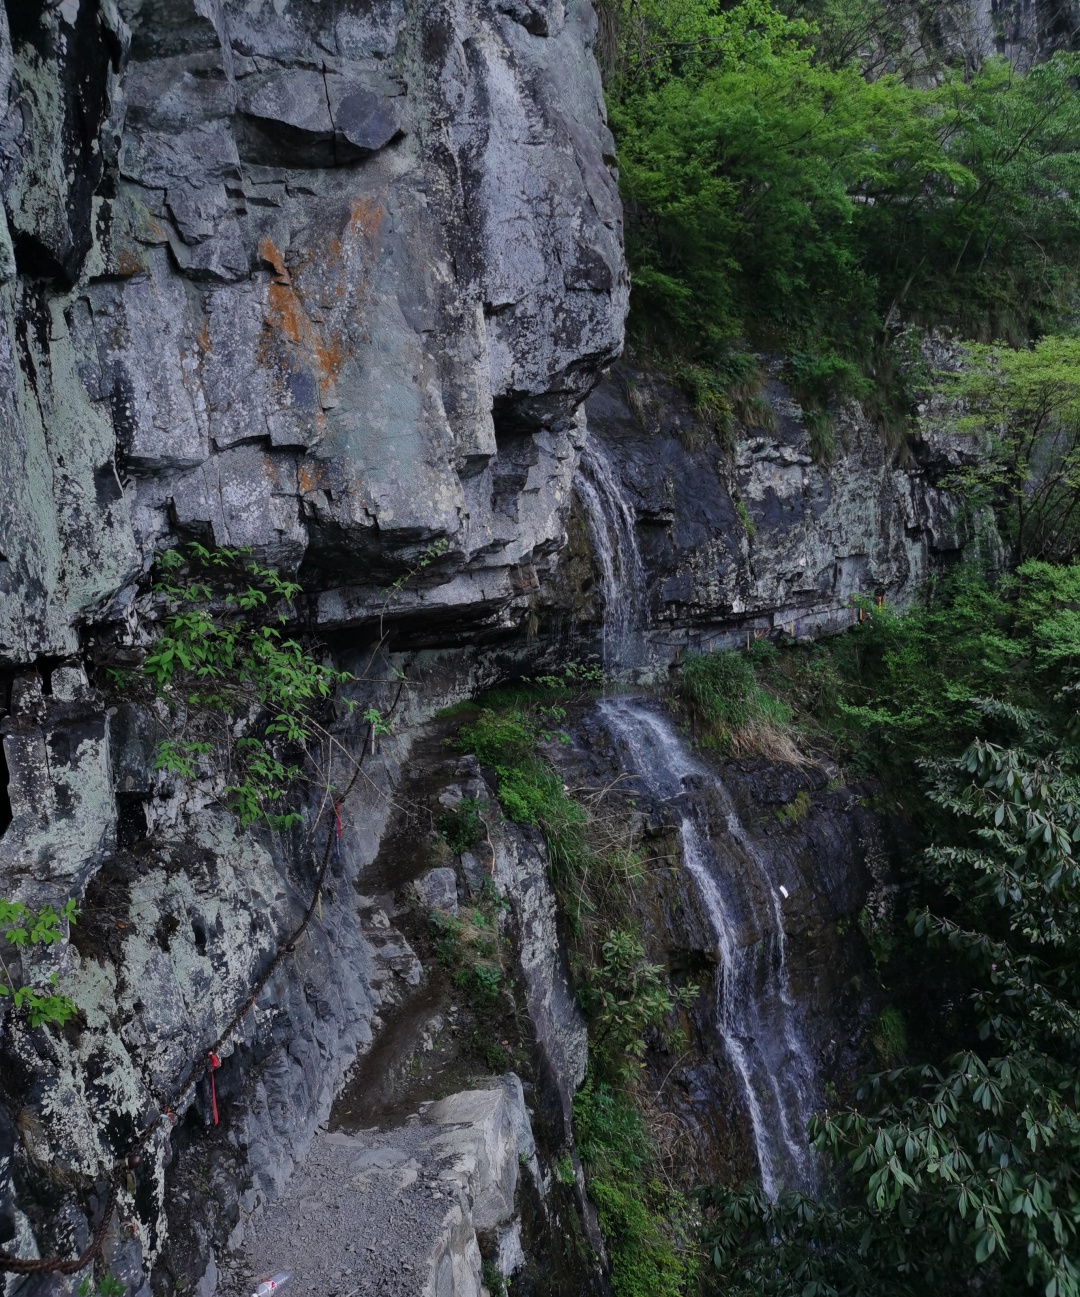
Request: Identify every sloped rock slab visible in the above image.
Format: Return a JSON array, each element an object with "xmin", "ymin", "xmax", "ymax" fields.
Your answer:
[{"xmin": 229, "ymin": 1081, "xmax": 532, "ymax": 1297}]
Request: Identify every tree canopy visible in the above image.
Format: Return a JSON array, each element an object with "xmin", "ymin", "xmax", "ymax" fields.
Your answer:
[{"xmin": 606, "ymin": 0, "xmax": 1080, "ymax": 407}]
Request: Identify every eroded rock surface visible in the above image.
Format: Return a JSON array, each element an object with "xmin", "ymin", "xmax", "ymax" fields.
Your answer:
[
  {"xmin": 0, "ymin": 0, "xmax": 627, "ymax": 664},
  {"xmin": 569, "ymin": 360, "xmax": 992, "ymax": 668}
]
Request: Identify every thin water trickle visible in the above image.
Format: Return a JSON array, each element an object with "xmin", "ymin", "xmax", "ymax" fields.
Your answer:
[
  {"xmin": 576, "ymin": 441, "xmax": 647, "ymax": 671},
  {"xmin": 598, "ymin": 696, "xmax": 819, "ymax": 1197}
]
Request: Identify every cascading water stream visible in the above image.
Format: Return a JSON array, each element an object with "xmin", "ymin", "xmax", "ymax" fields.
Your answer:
[
  {"xmin": 598, "ymin": 695, "xmax": 819, "ymax": 1197},
  {"xmin": 576, "ymin": 441, "xmax": 647, "ymax": 671}
]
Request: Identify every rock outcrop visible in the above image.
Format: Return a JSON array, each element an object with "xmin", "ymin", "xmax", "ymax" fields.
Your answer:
[
  {"xmin": 234, "ymin": 1079, "xmax": 537, "ymax": 1297},
  {"xmin": 558, "ymin": 360, "xmax": 992, "ymax": 676},
  {"xmin": 0, "ymin": 0, "xmax": 627, "ymax": 665},
  {"xmin": 0, "ymin": 0, "xmax": 1029, "ymax": 1293}
]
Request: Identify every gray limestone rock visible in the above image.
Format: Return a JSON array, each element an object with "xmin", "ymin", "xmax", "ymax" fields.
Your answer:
[
  {"xmin": 0, "ymin": 0, "xmax": 627, "ymax": 667},
  {"xmin": 414, "ymin": 868, "xmax": 460, "ymax": 915}
]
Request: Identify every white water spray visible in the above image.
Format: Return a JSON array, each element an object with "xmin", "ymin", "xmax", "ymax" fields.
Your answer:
[
  {"xmin": 598, "ymin": 696, "xmax": 819, "ymax": 1196},
  {"xmin": 576, "ymin": 442, "xmax": 647, "ymax": 670}
]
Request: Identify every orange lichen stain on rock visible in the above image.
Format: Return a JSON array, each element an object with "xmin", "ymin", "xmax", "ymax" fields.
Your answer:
[
  {"xmin": 297, "ymin": 458, "xmax": 332, "ymax": 495},
  {"xmin": 266, "ymin": 281, "xmax": 306, "ymax": 347},
  {"xmin": 349, "ymin": 197, "xmax": 385, "ymax": 242},
  {"xmin": 195, "ymin": 317, "xmax": 211, "ymax": 354},
  {"xmin": 115, "ymin": 248, "xmax": 145, "ymax": 277},
  {"xmin": 258, "ymin": 234, "xmax": 293, "ymax": 285},
  {"xmin": 313, "ymin": 332, "xmax": 346, "ymax": 386},
  {"xmin": 261, "ymin": 278, "xmax": 347, "ymax": 402}
]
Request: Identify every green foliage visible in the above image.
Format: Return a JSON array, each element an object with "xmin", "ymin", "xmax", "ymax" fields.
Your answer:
[
  {"xmin": 734, "ymin": 499, "xmax": 755, "ymax": 540},
  {"xmin": 582, "ymin": 931, "xmax": 698, "ymax": 1071},
  {"xmin": 453, "ymin": 686, "xmax": 699, "ymax": 1296},
  {"xmin": 575, "ymin": 1080, "xmax": 699, "ymax": 1297},
  {"xmin": 458, "ymin": 708, "xmax": 591, "ymax": 880},
  {"xmin": 140, "ymin": 544, "xmax": 353, "ymax": 830},
  {"xmin": 759, "ymin": 566, "xmax": 1029, "ymax": 782},
  {"xmin": 607, "ymin": 0, "xmax": 1080, "ymax": 422},
  {"xmin": 0, "ymin": 899, "xmax": 78, "ymax": 1027},
  {"xmin": 869, "ymin": 1006, "xmax": 906, "ymax": 1067},
  {"xmin": 78, "ymin": 1275, "xmax": 125, "ymax": 1297},
  {"xmin": 936, "ymin": 338, "xmax": 1080, "ymax": 564},
  {"xmin": 776, "ymin": 790, "xmax": 812, "ymax": 824},
  {"xmin": 430, "ymin": 907, "xmax": 505, "ymax": 1008},
  {"xmin": 703, "ymin": 565, "xmax": 1080, "ymax": 1296},
  {"xmin": 480, "ymin": 1261, "xmax": 507, "ymax": 1296},
  {"xmin": 437, "ymin": 796, "xmax": 487, "ymax": 855},
  {"xmin": 678, "ymin": 649, "xmax": 796, "ymax": 758}
]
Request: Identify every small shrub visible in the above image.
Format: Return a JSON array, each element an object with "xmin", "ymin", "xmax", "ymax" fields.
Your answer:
[
  {"xmin": 458, "ymin": 709, "xmax": 591, "ymax": 880},
  {"xmin": 0, "ymin": 899, "xmax": 79, "ymax": 1028},
  {"xmin": 481, "ymin": 1260, "xmax": 507, "ymax": 1296},
  {"xmin": 802, "ymin": 407, "xmax": 837, "ymax": 463},
  {"xmin": 574, "ymin": 1081, "xmax": 697, "ymax": 1297},
  {"xmin": 858, "ymin": 904, "xmax": 895, "ymax": 970},
  {"xmin": 431, "ymin": 908, "xmax": 505, "ymax": 1009},
  {"xmin": 438, "ymin": 796, "xmax": 486, "ymax": 854},
  {"xmin": 582, "ymin": 931, "xmax": 697, "ymax": 1070},
  {"xmin": 484, "ymin": 1041, "xmax": 512, "ymax": 1070}
]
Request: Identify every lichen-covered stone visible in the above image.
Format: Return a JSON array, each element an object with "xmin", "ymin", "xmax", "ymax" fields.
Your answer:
[{"xmin": 0, "ymin": 0, "xmax": 627, "ymax": 667}]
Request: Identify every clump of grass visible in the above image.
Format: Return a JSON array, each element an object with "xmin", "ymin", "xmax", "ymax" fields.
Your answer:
[
  {"xmin": 801, "ymin": 407, "xmax": 837, "ymax": 463},
  {"xmin": 457, "ymin": 708, "xmax": 591, "ymax": 882},
  {"xmin": 871, "ymin": 1006, "xmax": 907, "ymax": 1066},
  {"xmin": 431, "ymin": 907, "xmax": 504, "ymax": 994},
  {"xmin": 776, "ymin": 789, "xmax": 812, "ymax": 824},
  {"xmin": 677, "ymin": 650, "xmax": 802, "ymax": 763},
  {"xmin": 734, "ymin": 498, "xmax": 755, "ymax": 541}
]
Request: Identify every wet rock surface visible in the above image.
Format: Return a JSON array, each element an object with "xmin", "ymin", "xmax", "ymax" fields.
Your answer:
[
  {"xmin": 546, "ymin": 694, "xmax": 885, "ymax": 1187},
  {"xmin": 577, "ymin": 361, "xmax": 985, "ymax": 667}
]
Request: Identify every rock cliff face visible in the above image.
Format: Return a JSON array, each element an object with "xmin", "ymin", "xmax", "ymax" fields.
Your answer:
[
  {"xmin": 0, "ymin": 2, "xmax": 1011, "ymax": 1296},
  {"xmin": 0, "ymin": 0, "xmax": 627, "ymax": 665},
  {"xmin": 0, "ymin": 2, "xmax": 625, "ymax": 1292},
  {"xmin": 563, "ymin": 360, "xmax": 987, "ymax": 674}
]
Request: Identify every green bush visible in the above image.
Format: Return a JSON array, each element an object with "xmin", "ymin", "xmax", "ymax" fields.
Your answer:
[
  {"xmin": 438, "ymin": 796, "xmax": 487, "ymax": 854},
  {"xmin": 582, "ymin": 931, "xmax": 697, "ymax": 1068},
  {"xmin": 608, "ymin": 0, "xmax": 1080, "ymax": 423}
]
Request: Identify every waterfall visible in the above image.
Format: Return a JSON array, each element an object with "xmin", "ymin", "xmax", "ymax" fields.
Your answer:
[
  {"xmin": 576, "ymin": 441, "xmax": 647, "ymax": 671},
  {"xmin": 598, "ymin": 696, "xmax": 819, "ymax": 1197}
]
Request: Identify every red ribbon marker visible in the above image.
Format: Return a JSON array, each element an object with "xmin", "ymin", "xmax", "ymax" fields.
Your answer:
[{"xmin": 208, "ymin": 1052, "xmax": 221, "ymax": 1126}]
